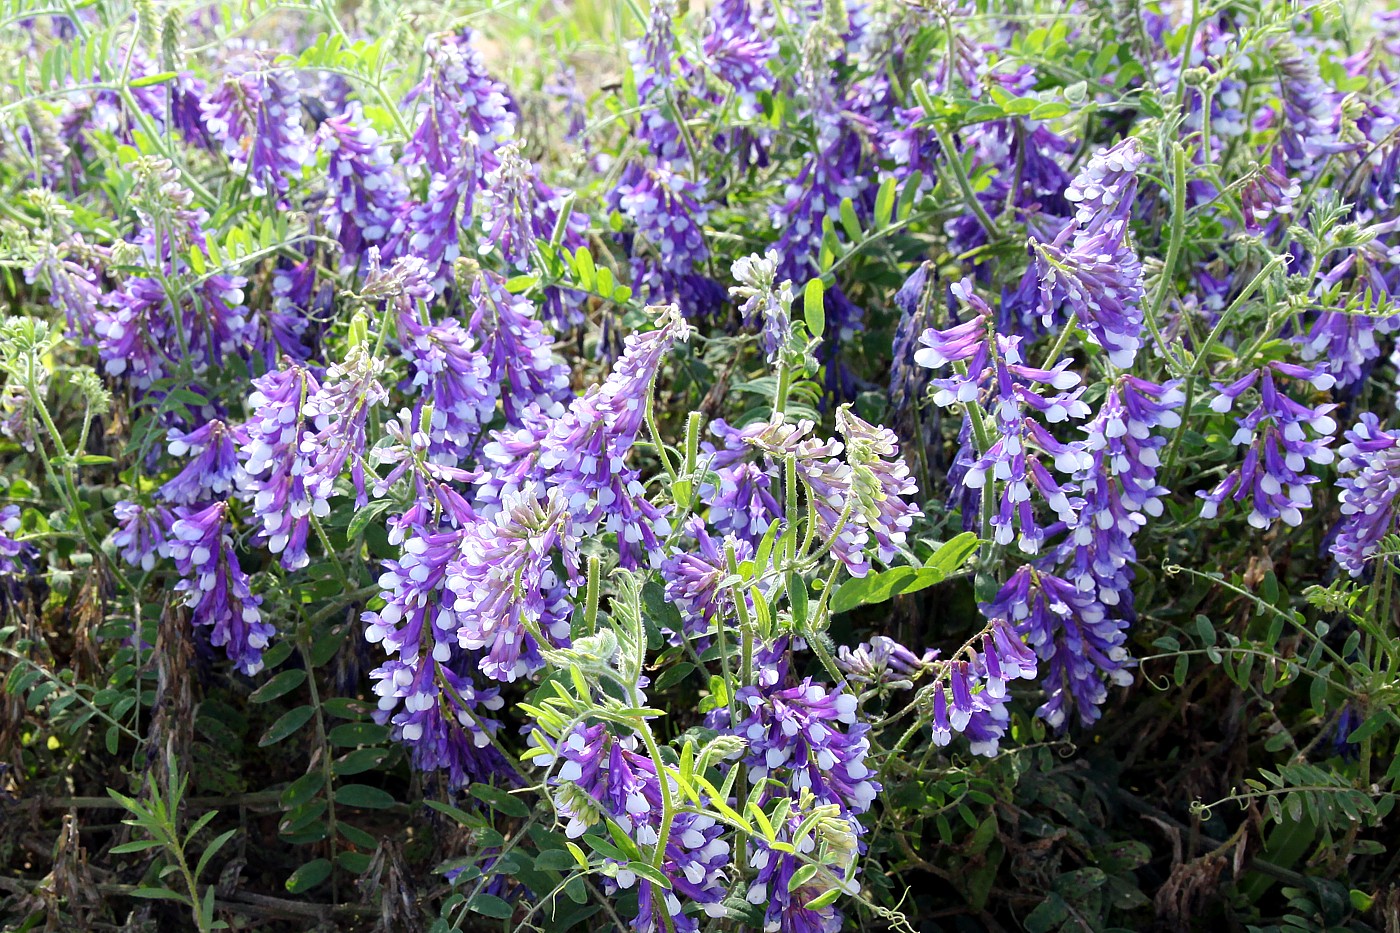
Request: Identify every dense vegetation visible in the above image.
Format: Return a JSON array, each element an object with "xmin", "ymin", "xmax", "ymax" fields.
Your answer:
[{"xmin": 2, "ymin": 0, "xmax": 1399, "ymax": 930}]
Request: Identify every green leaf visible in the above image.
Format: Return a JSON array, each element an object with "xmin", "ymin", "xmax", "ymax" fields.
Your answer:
[
  {"xmin": 469, "ymin": 783, "xmax": 530, "ymax": 819},
  {"xmin": 805, "ymin": 888, "xmax": 842, "ymax": 910},
  {"xmin": 925, "ymin": 532, "xmax": 980, "ymax": 576},
  {"xmin": 129, "ymin": 71, "xmax": 177, "ymax": 87},
  {"xmin": 258, "ymin": 705, "xmax": 315, "ymax": 747},
  {"xmin": 1029, "ymin": 100, "xmax": 1071, "ymax": 120},
  {"xmin": 838, "ymin": 197, "xmax": 862, "ymax": 240},
  {"xmin": 328, "ymin": 722, "xmax": 389, "ymax": 747},
  {"xmin": 534, "ymin": 849, "xmax": 577, "ymax": 871},
  {"xmin": 788, "ymin": 864, "xmax": 819, "ymax": 892},
  {"xmin": 654, "ymin": 662, "xmax": 696, "ymax": 692},
  {"xmin": 248, "ymin": 669, "xmax": 306, "ymax": 704},
  {"xmin": 280, "ymin": 772, "xmax": 325, "ymax": 810},
  {"xmin": 626, "ymin": 861, "xmax": 672, "ymax": 890},
  {"xmin": 832, "ymin": 565, "xmax": 949, "ymax": 615},
  {"xmin": 466, "ymin": 893, "xmax": 515, "ymax": 919},
  {"xmin": 873, "ymin": 177, "xmax": 896, "ymax": 229},
  {"xmin": 110, "ymin": 839, "xmax": 165, "ymax": 854},
  {"xmin": 285, "ymin": 858, "xmax": 332, "ymax": 893},
  {"xmin": 803, "ymin": 278, "xmax": 825, "ymax": 339},
  {"xmin": 334, "ymin": 748, "xmax": 389, "ymax": 777},
  {"xmin": 335, "ymin": 785, "xmax": 397, "ymax": 810},
  {"xmin": 347, "ymin": 499, "xmax": 392, "ymax": 541},
  {"xmin": 131, "ymin": 886, "xmax": 190, "ymax": 901}
]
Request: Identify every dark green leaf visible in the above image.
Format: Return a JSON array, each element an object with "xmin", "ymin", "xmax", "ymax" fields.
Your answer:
[{"xmin": 259, "ymin": 706, "xmax": 315, "ymax": 747}]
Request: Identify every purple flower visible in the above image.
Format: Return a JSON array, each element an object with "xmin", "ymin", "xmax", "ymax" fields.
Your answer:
[
  {"xmin": 398, "ymin": 310, "xmax": 496, "ymax": 463},
  {"xmin": 917, "ymin": 280, "xmax": 1091, "ymax": 552},
  {"xmin": 1059, "ymin": 377, "xmax": 1182, "ymax": 610},
  {"xmin": 386, "ymin": 169, "xmax": 470, "ymax": 291},
  {"xmin": 1062, "ymin": 138, "xmax": 1146, "ymax": 233},
  {"xmin": 835, "ymin": 406, "xmax": 922, "ymax": 565},
  {"xmin": 731, "ymin": 250, "xmax": 793, "ymax": 362},
  {"xmin": 1033, "ymin": 216, "xmax": 1145, "ymax": 369},
  {"xmin": 300, "ymin": 343, "xmax": 389, "ymax": 510},
  {"xmin": 745, "ymin": 802, "xmax": 860, "ymax": 933},
  {"xmin": 239, "ymin": 366, "xmax": 321, "ymax": 571},
  {"xmin": 160, "ymin": 420, "xmax": 248, "ymax": 506},
  {"xmin": 835, "ymin": 636, "xmax": 936, "ymax": 687},
  {"xmin": 984, "ymin": 565, "xmax": 1130, "ymax": 729},
  {"xmin": 1334, "ymin": 413, "xmax": 1400, "ymax": 576},
  {"xmin": 112, "ymin": 501, "xmax": 172, "ymax": 571},
  {"xmin": 363, "ymin": 523, "xmax": 512, "ymax": 787},
  {"xmin": 1199, "ymin": 363, "xmax": 1337, "ymax": 529},
  {"xmin": 477, "ymin": 141, "xmax": 587, "ymax": 279},
  {"xmin": 736, "ymin": 677, "xmax": 879, "ymax": 815},
  {"xmin": 465, "ymin": 271, "xmax": 573, "ymax": 425},
  {"xmin": 0, "ymin": 506, "xmax": 29, "ymax": 578},
  {"xmin": 402, "ymin": 28, "xmax": 515, "ymax": 176},
  {"xmin": 317, "ymin": 105, "xmax": 409, "ymax": 269},
  {"xmin": 163, "ymin": 502, "xmax": 274, "ymax": 676},
  {"xmin": 446, "ymin": 485, "xmax": 578, "ymax": 683},
  {"xmin": 612, "ymin": 161, "xmax": 710, "ymax": 274},
  {"xmin": 1241, "ymin": 149, "xmax": 1300, "ymax": 234},
  {"xmin": 479, "ymin": 306, "xmax": 690, "ymax": 568},
  {"xmin": 660, "ymin": 516, "xmax": 754, "ymax": 642},
  {"xmin": 200, "ymin": 56, "xmax": 311, "ymax": 196}
]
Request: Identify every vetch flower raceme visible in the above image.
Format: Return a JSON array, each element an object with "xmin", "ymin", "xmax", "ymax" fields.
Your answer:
[
  {"xmin": 159, "ymin": 419, "xmax": 247, "ymax": 506},
  {"xmin": 239, "ymin": 365, "xmax": 321, "ymax": 571},
  {"xmin": 447, "ymin": 485, "xmax": 579, "ymax": 683},
  {"xmin": 984, "ymin": 564, "xmax": 1131, "ymax": 729},
  {"xmin": 1198, "ymin": 362, "xmax": 1337, "ymax": 529},
  {"xmin": 162, "ymin": 501, "xmax": 274, "ymax": 676},
  {"xmin": 1334, "ymin": 413, "xmax": 1400, "ymax": 576}
]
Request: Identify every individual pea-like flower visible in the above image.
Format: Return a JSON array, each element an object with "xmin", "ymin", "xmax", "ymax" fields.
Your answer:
[
  {"xmin": 300, "ymin": 342, "xmax": 389, "ymax": 509},
  {"xmin": 889, "ymin": 262, "xmax": 934, "ymax": 418},
  {"xmin": 730, "ymin": 250, "xmax": 794, "ymax": 363},
  {"xmin": 239, "ymin": 365, "xmax": 321, "ymax": 571},
  {"xmin": 112, "ymin": 501, "xmax": 172, "ymax": 571},
  {"xmin": 162, "ymin": 502, "xmax": 274, "ymax": 676},
  {"xmin": 317, "ymin": 104, "xmax": 409, "ymax": 269},
  {"xmin": 984, "ymin": 564, "xmax": 1129, "ymax": 729},
  {"xmin": 660, "ymin": 516, "xmax": 754, "ymax": 643},
  {"xmin": 0, "ymin": 505, "xmax": 29, "ymax": 578},
  {"xmin": 1198, "ymin": 362, "xmax": 1337, "ymax": 529},
  {"xmin": 159, "ymin": 419, "xmax": 248, "ymax": 506},
  {"xmin": 200, "ymin": 56, "xmax": 311, "ymax": 196},
  {"xmin": 447, "ymin": 484, "xmax": 579, "ymax": 683},
  {"xmin": 736, "ymin": 677, "xmax": 879, "ymax": 815},
  {"xmin": 1333, "ymin": 413, "xmax": 1400, "ymax": 577},
  {"xmin": 1241, "ymin": 149, "xmax": 1300, "ymax": 234}
]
